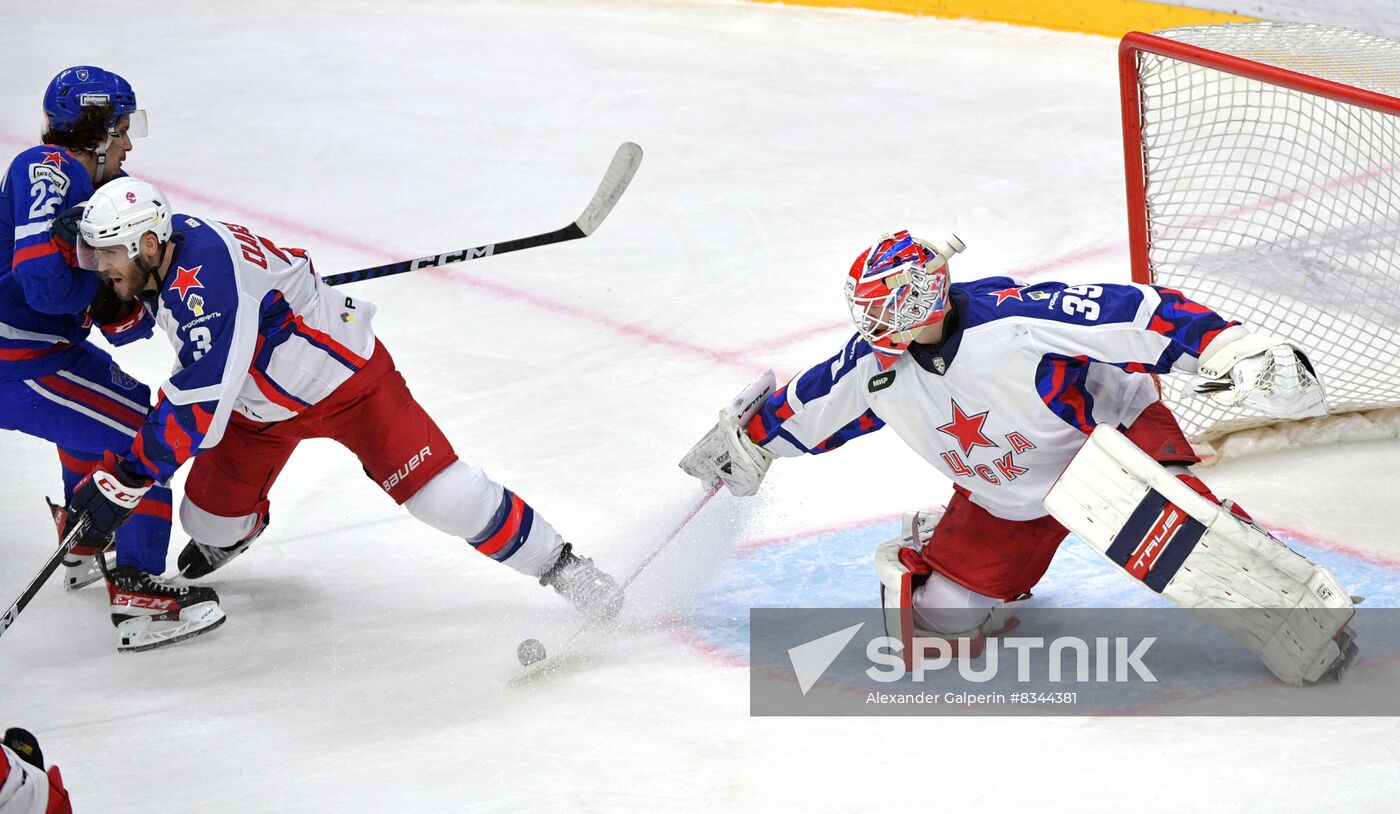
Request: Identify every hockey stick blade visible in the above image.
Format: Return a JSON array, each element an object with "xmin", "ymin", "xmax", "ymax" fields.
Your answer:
[
  {"xmin": 0, "ymin": 515, "xmax": 91, "ymax": 644},
  {"xmin": 510, "ymin": 482, "xmax": 721, "ymax": 686},
  {"xmin": 575, "ymin": 141, "xmax": 642, "ymax": 236},
  {"xmin": 321, "ymin": 141, "xmax": 643, "ymax": 288}
]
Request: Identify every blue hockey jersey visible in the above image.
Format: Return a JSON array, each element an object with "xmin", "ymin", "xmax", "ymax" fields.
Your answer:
[{"xmin": 0, "ymin": 146, "xmax": 101, "ymax": 380}]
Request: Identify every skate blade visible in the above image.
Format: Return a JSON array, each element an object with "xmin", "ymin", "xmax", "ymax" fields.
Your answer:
[
  {"xmin": 63, "ymin": 551, "xmax": 116, "ymax": 592},
  {"xmin": 178, "ymin": 541, "xmax": 251, "ymax": 580},
  {"xmin": 1319, "ymin": 626, "xmax": 1360, "ymax": 683},
  {"xmin": 117, "ymin": 602, "xmax": 227, "ymax": 653}
]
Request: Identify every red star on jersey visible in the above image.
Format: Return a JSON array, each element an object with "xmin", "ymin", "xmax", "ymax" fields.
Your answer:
[
  {"xmin": 40, "ymin": 150, "xmax": 66, "ymax": 168},
  {"xmin": 937, "ymin": 400, "xmax": 998, "ymax": 456},
  {"xmin": 170, "ymin": 265, "xmax": 204, "ymax": 300},
  {"xmin": 989, "ymin": 286, "xmax": 1024, "ymax": 305}
]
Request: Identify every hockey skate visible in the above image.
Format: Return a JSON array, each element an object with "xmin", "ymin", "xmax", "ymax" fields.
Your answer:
[
  {"xmin": 539, "ymin": 543, "xmax": 623, "ymax": 622},
  {"xmin": 177, "ymin": 513, "xmax": 269, "ymax": 579},
  {"xmin": 48, "ymin": 499, "xmax": 116, "ymax": 591},
  {"xmin": 105, "ymin": 565, "xmax": 226, "ymax": 652}
]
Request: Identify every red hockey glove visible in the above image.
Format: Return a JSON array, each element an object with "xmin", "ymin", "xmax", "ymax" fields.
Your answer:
[
  {"xmin": 87, "ymin": 282, "xmax": 156, "ymax": 346},
  {"xmin": 99, "ymin": 301, "xmax": 156, "ymax": 346}
]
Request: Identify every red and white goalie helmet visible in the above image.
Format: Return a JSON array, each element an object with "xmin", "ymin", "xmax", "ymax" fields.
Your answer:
[{"xmin": 845, "ymin": 230, "xmax": 965, "ymax": 369}]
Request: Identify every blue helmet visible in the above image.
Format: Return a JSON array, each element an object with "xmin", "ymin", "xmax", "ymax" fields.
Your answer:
[{"xmin": 43, "ymin": 66, "xmax": 142, "ymax": 134}]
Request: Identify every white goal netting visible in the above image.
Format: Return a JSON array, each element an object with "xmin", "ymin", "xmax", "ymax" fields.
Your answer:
[{"xmin": 1128, "ymin": 23, "xmax": 1400, "ymax": 455}]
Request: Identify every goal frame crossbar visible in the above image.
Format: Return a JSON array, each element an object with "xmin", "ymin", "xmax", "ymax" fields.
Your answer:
[{"xmin": 1119, "ymin": 30, "xmax": 1400, "ymax": 286}]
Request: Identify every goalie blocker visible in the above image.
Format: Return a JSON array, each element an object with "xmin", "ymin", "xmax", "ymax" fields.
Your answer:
[{"xmin": 1044, "ymin": 425, "xmax": 1356, "ymax": 685}]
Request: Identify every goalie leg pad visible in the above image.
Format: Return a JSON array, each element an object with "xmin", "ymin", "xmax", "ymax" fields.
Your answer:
[
  {"xmin": 1044, "ymin": 424, "xmax": 1355, "ymax": 685},
  {"xmin": 876, "ymin": 528, "xmax": 1027, "ymax": 671}
]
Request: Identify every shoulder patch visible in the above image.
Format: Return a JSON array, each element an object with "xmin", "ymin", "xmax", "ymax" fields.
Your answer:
[
  {"xmin": 28, "ymin": 161, "xmax": 71, "ymax": 195},
  {"xmin": 868, "ymin": 369, "xmax": 896, "ymax": 393}
]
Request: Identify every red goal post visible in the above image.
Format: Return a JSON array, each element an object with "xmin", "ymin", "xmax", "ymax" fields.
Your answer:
[{"xmin": 1119, "ymin": 23, "xmax": 1400, "ymax": 457}]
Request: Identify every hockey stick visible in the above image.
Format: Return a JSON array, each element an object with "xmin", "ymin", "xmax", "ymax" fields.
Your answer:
[
  {"xmin": 320, "ymin": 142, "xmax": 643, "ymax": 288},
  {"xmin": 0, "ymin": 515, "xmax": 90, "ymax": 643},
  {"xmin": 510, "ymin": 482, "xmax": 722, "ymax": 685}
]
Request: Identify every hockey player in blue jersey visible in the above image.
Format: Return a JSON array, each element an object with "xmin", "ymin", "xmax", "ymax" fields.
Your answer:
[
  {"xmin": 683, "ymin": 230, "xmax": 1356, "ymax": 685},
  {"xmin": 62, "ymin": 176, "xmax": 622, "ymax": 631},
  {"xmin": 0, "ymin": 67, "xmax": 223, "ymax": 652}
]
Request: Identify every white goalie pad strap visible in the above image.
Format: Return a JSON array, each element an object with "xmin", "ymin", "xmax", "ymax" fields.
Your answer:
[
  {"xmin": 1194, "ymin": 326, "xmax": 1326, "ymax": 419},
  {"xmin": 901, "ymin": 507, "xmax": 943, "ymax": 544},
  {"xmin": 1043, "ymin": 425, "xmax": 1354, "ymax": 685},
  {"xmin": 678, "ymin": 370, "xmax": 778, "ymax": 496}
]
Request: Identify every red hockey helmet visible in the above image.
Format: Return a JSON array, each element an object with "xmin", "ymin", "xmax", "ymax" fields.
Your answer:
[{"xmin": 845, "ymin": 230, "xmax": 965, "ymax": 369}]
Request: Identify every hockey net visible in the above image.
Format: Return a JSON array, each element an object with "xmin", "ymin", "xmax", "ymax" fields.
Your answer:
[{"xmin": 1121, "ymin": 23, "xmax": 1400, "ymax": 459}]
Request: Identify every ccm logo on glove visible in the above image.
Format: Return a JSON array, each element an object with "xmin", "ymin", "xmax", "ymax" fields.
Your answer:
[{"xmin": 92, "ymin": 470, "xmax": 147, "ymax": 508}]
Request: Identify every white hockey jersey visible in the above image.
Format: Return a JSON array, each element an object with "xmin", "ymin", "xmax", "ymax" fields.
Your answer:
[
  {"xmin": 0, "ymin": 743, "xmax": 54, "ymax": 814},
  {"xmin": 121, "ymin": 215, "xmax": 378, "ymax": 484},
  {"xmin": 746, "ymin": 277, "xmax": 1237, "ymax": 521}
]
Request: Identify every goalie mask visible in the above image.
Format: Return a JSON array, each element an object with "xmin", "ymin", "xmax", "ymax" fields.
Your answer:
[{"xmin": 845, "ymin": 230, "xmax": 965, "ymax": 370}]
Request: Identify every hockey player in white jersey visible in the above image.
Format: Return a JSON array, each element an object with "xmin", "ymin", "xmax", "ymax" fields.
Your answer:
[
  {"xmin": 61, "ymin": 177, "xmax": 622, "ymax": 637},
  {"xmin": 683, "ymin": 230, "xmax": 1354, "ymax": 685}
]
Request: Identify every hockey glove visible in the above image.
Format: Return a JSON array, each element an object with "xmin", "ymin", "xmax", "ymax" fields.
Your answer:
[
  {"xmin": 678, "ymin": 371, "xmax": 778, "ymax": 497},
  {"xmin": 1193, "ymin": 326, "xmax": 1327, "ymax": 420},
  {"xmin": 67, "ymin": 451, "xmax": 153, "ymax": 540},
  {"xmin": 49, "ymin": 205, "xmax": 84, "ymax": 268},
  {"xmin": 100, "ymin": 300, "xmax": 156, "ymax": 346},
  {"xmin": 87, "ymin": 282, "xmax": 156, "ymax": 346}
]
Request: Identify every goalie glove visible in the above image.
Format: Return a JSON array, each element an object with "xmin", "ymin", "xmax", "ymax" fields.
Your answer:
[
  {"xmin": 678, "ymin": 370, "xmax": 778, "ymax": 497},
  {"xmin": 1193, "ymin": 326, "xmax": 1327, "ymax": 420}
]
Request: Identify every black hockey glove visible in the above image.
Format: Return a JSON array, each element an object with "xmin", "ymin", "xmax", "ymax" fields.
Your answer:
[
  {"xmin": 66, "ymin": 451, "xmax": 153, "ymax": 540},
  {"xmin": 50, "ymin": 204, "xmax": 84, "ymax": 269}
]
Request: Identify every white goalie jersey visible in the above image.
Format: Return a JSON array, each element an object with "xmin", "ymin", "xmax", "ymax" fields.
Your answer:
[{"xmin": 744, "ymin": 277, "xmax": 1242, "ymax": 520}]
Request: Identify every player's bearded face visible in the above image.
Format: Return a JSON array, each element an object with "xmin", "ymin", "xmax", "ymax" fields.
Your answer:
[{"xmin": 94, "ymin": 245, "xmax": 145, "ymax": 300}]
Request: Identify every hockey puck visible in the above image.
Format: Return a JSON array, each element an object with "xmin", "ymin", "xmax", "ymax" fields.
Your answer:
[{"xmin": 517, "ymin": 638, "xmax": 547, "ymax": 666}]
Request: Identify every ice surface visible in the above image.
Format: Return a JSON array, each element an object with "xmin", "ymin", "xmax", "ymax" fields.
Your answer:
[{"xmin": 2, "ymin": 1, "xmax": 1398, "ymax": 811}]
